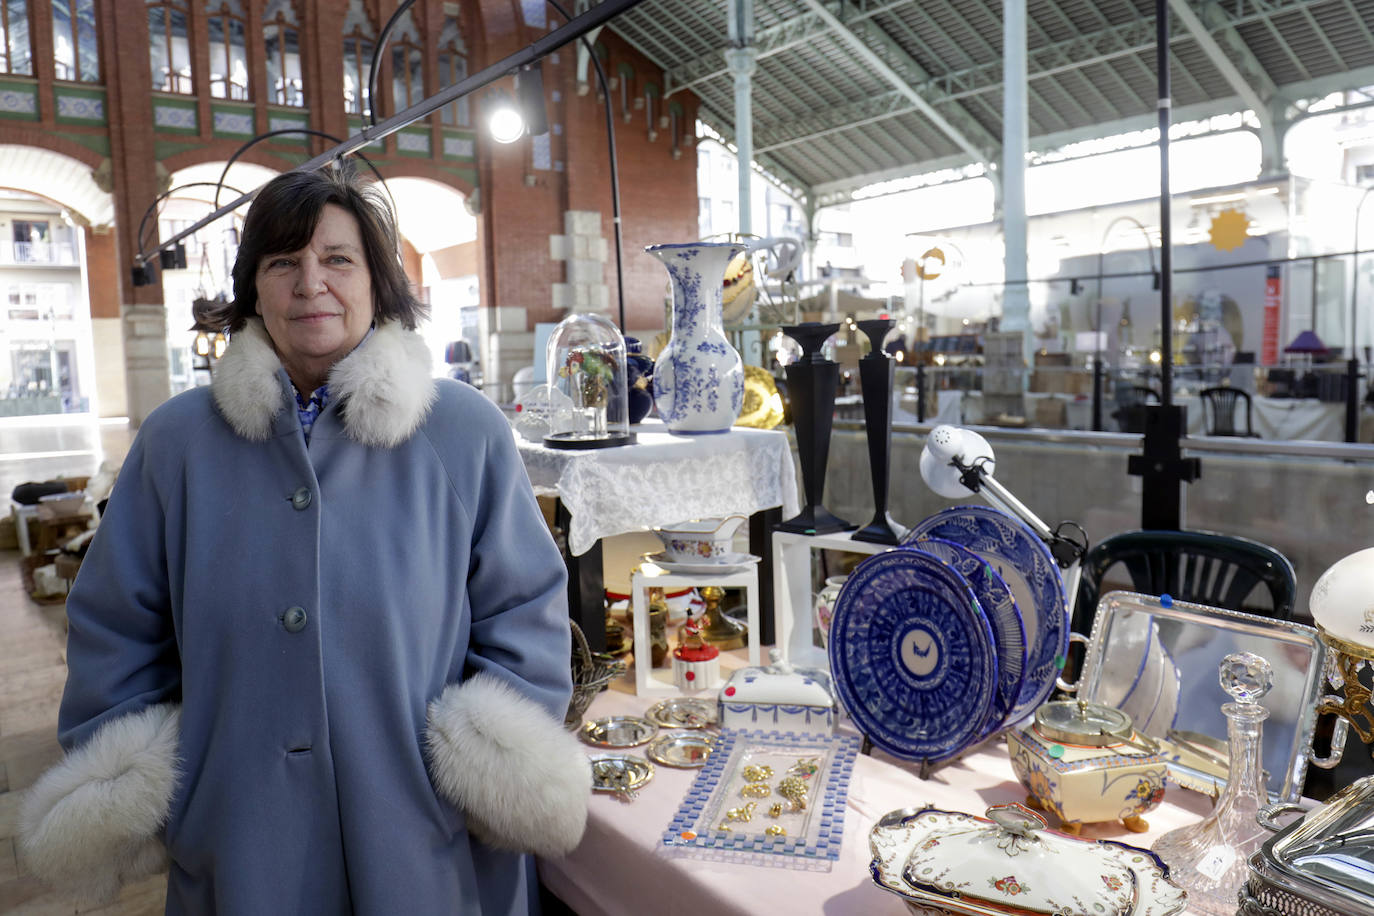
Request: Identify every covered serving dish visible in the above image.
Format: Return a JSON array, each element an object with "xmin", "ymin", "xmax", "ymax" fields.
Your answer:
[
  {"xmin": 1007, "ymin": 698, "xmax": 1169, "ymax": 834},
  {"xmin": 718, "ymin": 657, "xmax": 835, "ymax": 734},
  {"xmin": 1240, "ymin": 774, "xmax": 1374, "ymax": 916},
  {"xmin": 869, "ymin": 803, "xmax": 1187, "ymax": 916}
]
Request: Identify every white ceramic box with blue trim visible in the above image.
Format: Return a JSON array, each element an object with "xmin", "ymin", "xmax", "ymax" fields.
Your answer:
[{"xmin": 717, "ymin": 663, "xmax": 835, "ymax": 734}]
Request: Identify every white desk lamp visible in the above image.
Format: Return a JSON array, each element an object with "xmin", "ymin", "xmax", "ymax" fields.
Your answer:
[{"xmin": 919, "ymin": 425, "xmax": 1088, "ymax": 619}]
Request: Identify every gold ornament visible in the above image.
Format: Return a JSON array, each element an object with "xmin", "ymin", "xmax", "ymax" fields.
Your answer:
[
  {"xmin": 1208, "ymin": 208, "xmax": 1250, "ymax": 252},
  {"xmin": 765, "ymin": 825, "xmax": 787, "ymax": 837}
]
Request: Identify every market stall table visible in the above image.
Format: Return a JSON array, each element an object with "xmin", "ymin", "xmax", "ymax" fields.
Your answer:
[
  {"xmin": 541, "ymin": 686, "xmax": 1224, "ymax": 916},
  {"xmin": 516, "ymin": 420, "xmax": 799, "ymax": 650}
]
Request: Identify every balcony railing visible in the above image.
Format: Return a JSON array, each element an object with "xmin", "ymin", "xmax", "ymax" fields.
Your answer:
[{"xmin": 6, "ymin": 242, "xmax": 77, "ymax": 265}]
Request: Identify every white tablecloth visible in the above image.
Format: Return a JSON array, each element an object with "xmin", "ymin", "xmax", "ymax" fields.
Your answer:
[
  {"xmin": 541, "ymin": 688, "xmax": 1221, "ymax": 916},
  {"xmin": 1177, "ymin": 394, "xmax": 1345, "ymax": 441},
  {"xmin": 516, "ymin": 420, "xmax": 800, "ymax": 556}
]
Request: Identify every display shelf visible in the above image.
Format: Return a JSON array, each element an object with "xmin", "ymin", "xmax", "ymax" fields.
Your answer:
[
  {"xmin": 771, "ymin": 530, "xmax": 899, "ymax": 666},
  {"xmin": 630, "ymin": 561, "xmax": 760, "ymax": 696}
]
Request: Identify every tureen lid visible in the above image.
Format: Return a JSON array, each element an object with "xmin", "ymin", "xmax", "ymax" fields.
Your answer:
[
  {"xmin": 895, "ymin": 805, "xmax": 1142, "ymax": 916},
  {"xmin": 1034, "ymin": 698, "xmax": 1134, "ymax": 747},
  {"xmin": 1259, "ymin": 774, "xmax": 1374, "ymax": 906}
]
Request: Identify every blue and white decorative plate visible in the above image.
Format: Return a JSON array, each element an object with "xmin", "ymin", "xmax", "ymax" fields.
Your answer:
[
  {"xmin": 827, "ymin": 549, "xmax": 998, "ymax": 763},
  {"xmin": 903, "ymin": 536, "xmax": 1026, "ymax": 737},
  {"xmin": 904, "ymin": 506, "xmax": 1069, "ymax": 723}
]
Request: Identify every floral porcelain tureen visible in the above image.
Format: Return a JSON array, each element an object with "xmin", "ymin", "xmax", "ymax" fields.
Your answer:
[
  {"xmin": 868, "ymin": 803, "xmax": 1187, "ymax": 916},
  {"xmin": 1007, "ymin": 699, "xmax": 1169, "ymax": 835}
]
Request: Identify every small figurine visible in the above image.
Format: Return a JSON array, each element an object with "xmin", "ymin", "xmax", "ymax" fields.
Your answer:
[{"xmin": 672, "ymin": 613, "xmax": 721, "ymax": 691}]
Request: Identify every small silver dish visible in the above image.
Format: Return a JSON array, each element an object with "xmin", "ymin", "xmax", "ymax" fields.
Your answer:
[
  {"xmin": 579, "ymin": 715, "xmax": 657, "ymax": 748},
  {"xmin": 588, "ymin": 754, "xmax": 654, "ymax": 800},
  {"xmin": 645, "ymin": 697, "xmax": 718, "ymax": 730},
  {"xmin": 645, "ymin": 731, "xmax": 715, "ymax": 768}
]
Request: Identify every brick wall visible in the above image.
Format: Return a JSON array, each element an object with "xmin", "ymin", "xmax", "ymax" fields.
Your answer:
[{"xmin": 0, "ymin": 0, "xmax": 701, "ymax": 409}]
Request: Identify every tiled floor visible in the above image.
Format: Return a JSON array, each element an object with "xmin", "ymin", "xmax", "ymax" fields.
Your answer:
[{"xmin": 0, "ymin": 416, "xmax": 166, "ymax": 915}]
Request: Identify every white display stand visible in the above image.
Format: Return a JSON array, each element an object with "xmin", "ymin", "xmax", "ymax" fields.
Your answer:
[
  {"xmin": 772, "ymin": 530, "xmax": 898, "ymax": 666},
  {"xmin": 629, "ymin": 561, "xmax": 761, "ymax": 696}
]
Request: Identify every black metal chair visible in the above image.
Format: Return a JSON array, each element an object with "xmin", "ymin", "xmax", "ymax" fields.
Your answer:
[
  {"xmin": 1111, "ymin": 384, "xmax": 1160, "ymax": 434},
  {"xmin": 1071, "ymin": 528, "xmax": 1298, "ymax": 639},
  {"xmin": 1199, "ymin": 386, "xmax": 1259, "ymax": 437}
]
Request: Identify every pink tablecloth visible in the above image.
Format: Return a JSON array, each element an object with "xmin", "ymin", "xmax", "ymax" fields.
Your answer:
[{"xmin": 539, "ymin": 688, "xmax": 1220, "ymax": 915}]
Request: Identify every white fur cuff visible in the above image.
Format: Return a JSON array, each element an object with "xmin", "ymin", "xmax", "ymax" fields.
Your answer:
[
  {"xmin": 19, "ymin": 703, "xmax": 181, "ymax": 906},
  {"xmin": 426, "ymin": 675, "xmax": 590, "ymax": 857}
]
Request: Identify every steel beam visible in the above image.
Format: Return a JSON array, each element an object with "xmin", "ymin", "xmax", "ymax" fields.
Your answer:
[{"xmin": 795, "ymin": 0, "xmax": 990, "ymax": 163}]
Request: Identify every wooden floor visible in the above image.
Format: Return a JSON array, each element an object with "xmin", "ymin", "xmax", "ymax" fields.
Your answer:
[{"xmin": 0, "ymin": 416, "xmax": 166, "ymax": 915}]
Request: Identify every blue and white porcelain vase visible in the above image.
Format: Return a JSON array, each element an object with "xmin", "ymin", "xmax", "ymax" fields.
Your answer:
[{"xmin": 646, "ymin": 242, "xmax": 745, "ymax": 434}]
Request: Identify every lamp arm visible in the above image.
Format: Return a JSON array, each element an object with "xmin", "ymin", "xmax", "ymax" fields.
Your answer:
[{"xmin": 951, "ymin": 457, "xmax": 1088, "ymax": 570}]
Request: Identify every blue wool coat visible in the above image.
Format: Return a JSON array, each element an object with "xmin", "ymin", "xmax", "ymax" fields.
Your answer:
[{"xmin": 49, "ymin": 321, "xmax": 574, "ymax": 915}]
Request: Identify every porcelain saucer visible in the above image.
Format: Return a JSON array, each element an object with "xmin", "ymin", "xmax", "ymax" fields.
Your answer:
[{"xmin": 642, "ymin": 551, "xmax": 761, "ymax": 574}]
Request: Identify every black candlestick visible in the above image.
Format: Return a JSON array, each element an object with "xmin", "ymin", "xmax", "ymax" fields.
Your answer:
[
  {"xmin": 852, "ymin": 319, "xmax": 903, "ymax": 544},
  {"xmin": 777, "ymin": 322, "xmax": 855, "ymax": 535}
]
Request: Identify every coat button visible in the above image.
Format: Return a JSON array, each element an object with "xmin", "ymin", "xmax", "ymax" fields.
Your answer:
[
  {"xmin": 282, "ymin": 606, "xmax": 308, "ymax": 633},
  {"xmin": 291, "ymin": 487, "xmax": 312, "ymax": 510}
]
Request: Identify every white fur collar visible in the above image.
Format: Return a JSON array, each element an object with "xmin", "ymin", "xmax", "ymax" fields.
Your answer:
[{"xmin": 212, "ymin": 318, "xmax": 437, "ymax": 448}]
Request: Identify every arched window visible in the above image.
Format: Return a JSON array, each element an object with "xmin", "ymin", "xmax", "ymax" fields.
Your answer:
[
  {"xmin": 1, "ymin": 1, "xmax": 32, "ymax": 75},
  {"xmin": 341, "ymin": 1, "xmax": 375, "ymax": 118},
  {"xmin": 148, "ymin": 1, "xmax": 192, "ymax": 93},
  {"xmin": 206, "ymin": 0, "xmax": 247, "ymax": 100},
  {"xmin": 263, "ymin": 0, "xmax": 302, "ymax": 106},
  {"xmin": 53, "ymin": 0, "xmax": 99, "ymax": 82},
  {"xmin": 436, "ymin": 8, "xmax": 467, "ymax": 127},
  {"xmin": 389, "ymin": 10, "xmax": 422, "ymax": 116}
]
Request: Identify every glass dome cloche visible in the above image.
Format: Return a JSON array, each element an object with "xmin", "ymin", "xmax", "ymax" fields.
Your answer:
[{"xmin": 544, "ymin": 312, "xmax": 635, "ymax": 449}]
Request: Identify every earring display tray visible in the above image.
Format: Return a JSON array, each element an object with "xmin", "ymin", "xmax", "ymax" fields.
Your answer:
[{"xmin": 662, "ymin": 729, "xmax": 861, "ymax": 864}]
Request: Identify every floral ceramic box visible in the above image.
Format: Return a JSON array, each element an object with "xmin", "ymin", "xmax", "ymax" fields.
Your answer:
[
  {"xmin": 1006, "ymin": 699, "xmax": 1169, "ymax": 835},
  {"xmin": 717, "ymin": 660, "xmax": 835, "ymax": 735}
]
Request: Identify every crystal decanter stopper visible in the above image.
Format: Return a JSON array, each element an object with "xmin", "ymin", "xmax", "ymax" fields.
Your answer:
[{"xmin": 1151, "ymin": 651, "xmax": 1274, "ymax": 915}]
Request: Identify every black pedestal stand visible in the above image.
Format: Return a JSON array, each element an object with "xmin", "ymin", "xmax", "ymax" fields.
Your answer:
[
  {"xmin": 777, "ymin": 322, "xmax": 855, "ymax": 535},
  {"xmin": 852, "ymin": 319, "xmax": 902, "ymax": 544}
]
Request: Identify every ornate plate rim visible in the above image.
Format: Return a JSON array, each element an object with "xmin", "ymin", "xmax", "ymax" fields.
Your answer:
[
  {"xmin": 578, "ymin": 715, "xmax": 658, "ymax": 748},
  {"xmin": 827, "ymin": 549, "xmax": 998, "ymax": 764},
  {"xmin": 645, "ymin": 696, "xmax": 719, "ymax": 729},
  {"xmin": 903, "ymin": 536, "xmax": 1027, "ymax": 738},
  {"xmin": 904, "ymin": 506, "xmax": 1068, "ymax": 722},
  {"xmin": 645, "ymin": 731, "xmax": 717, "ymax": 768}
]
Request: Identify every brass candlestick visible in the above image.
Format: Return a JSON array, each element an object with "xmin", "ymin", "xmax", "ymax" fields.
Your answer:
[{"xmin": 698, "ymin": 585, "xmax": 747, "ymax": 650}]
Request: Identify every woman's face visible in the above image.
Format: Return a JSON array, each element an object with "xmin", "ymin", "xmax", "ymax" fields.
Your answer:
[{"xmin": 255, "ymin": 204, "xmax": 375, "ymax": 391}]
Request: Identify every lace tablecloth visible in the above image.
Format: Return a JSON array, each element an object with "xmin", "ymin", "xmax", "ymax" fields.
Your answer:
[{"xmin": 516, "ymin": 420, "xmax": 800, "ymax": 557}]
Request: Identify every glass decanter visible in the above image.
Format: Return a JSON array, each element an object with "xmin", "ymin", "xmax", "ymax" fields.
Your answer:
[{"xmin": 1151, "ymin": 651, "xmax": 1274, "ymax": 915}]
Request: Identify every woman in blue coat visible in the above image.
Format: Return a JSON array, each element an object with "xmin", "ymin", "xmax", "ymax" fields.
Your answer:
[{"xmin": 19, "ymin": 165, "xmax": 590, "ymax": 914}]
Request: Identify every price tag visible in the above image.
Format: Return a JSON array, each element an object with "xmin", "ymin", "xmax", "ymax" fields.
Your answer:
[{"xmin": 1195, "ymin": 846, "xmax": 1236, "ymax": 881}]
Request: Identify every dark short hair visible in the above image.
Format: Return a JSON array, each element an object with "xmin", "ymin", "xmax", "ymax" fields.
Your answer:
[{"xmin": 194, "ymin": 163, "xmax": 426, "ymax": 331}]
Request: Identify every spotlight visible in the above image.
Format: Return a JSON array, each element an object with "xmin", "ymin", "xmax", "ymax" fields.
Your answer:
[
  {"xmin": 132, "ymin": 262, "xmax": 156, "ymax": 286},
  {"xmin": 516, "ymin": 61, "xmax": 548, "ymax": 138},
  {"xmin": 486, "ymin": 89, "xmax": 525, "ymax": 144},
  {"xmin": 1152, "ymin": 271, "xmax": 1161, "ymax": 290}
]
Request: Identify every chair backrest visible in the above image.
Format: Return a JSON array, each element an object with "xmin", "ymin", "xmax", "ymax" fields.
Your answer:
[
  {"xmin": 1133, "ymin": 385, "xmax": 1161, "ymax": 404},
  {"xmin": 1071, "ymin": 528, "xmax": 1298, "ymax": 637},
  {"xmin": 1199, "ymin": 386, "xmax": 1255, "ymax": 436}
]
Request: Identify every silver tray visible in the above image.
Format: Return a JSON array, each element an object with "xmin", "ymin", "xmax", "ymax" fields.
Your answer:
[
  {"xmin": 645, "ymin": 697, "xmax": 718, "ymax": 729},
  {"xmin": 589, "ymin": 754, "xmax": 654, "ymax": 799},
  {"xmin": 646, "ymin": 731, "xmax": 716, "ymax": 768},
  {"xmin": 579, "ymin": 715, "xmax": 657, "ymax": 748}
]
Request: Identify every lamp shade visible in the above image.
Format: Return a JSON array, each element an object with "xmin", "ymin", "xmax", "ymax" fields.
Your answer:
[
  {"xmin": 919, "ymin": 424, "xmax": 995, "ymax": 499},
  {"xmin": 1284, "ymin": 330, "xmax": 1328, "ymax": 354},
  {"xmin": 1310, "ymin": 546, "xmax": 1374, "ymax": 654}
]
